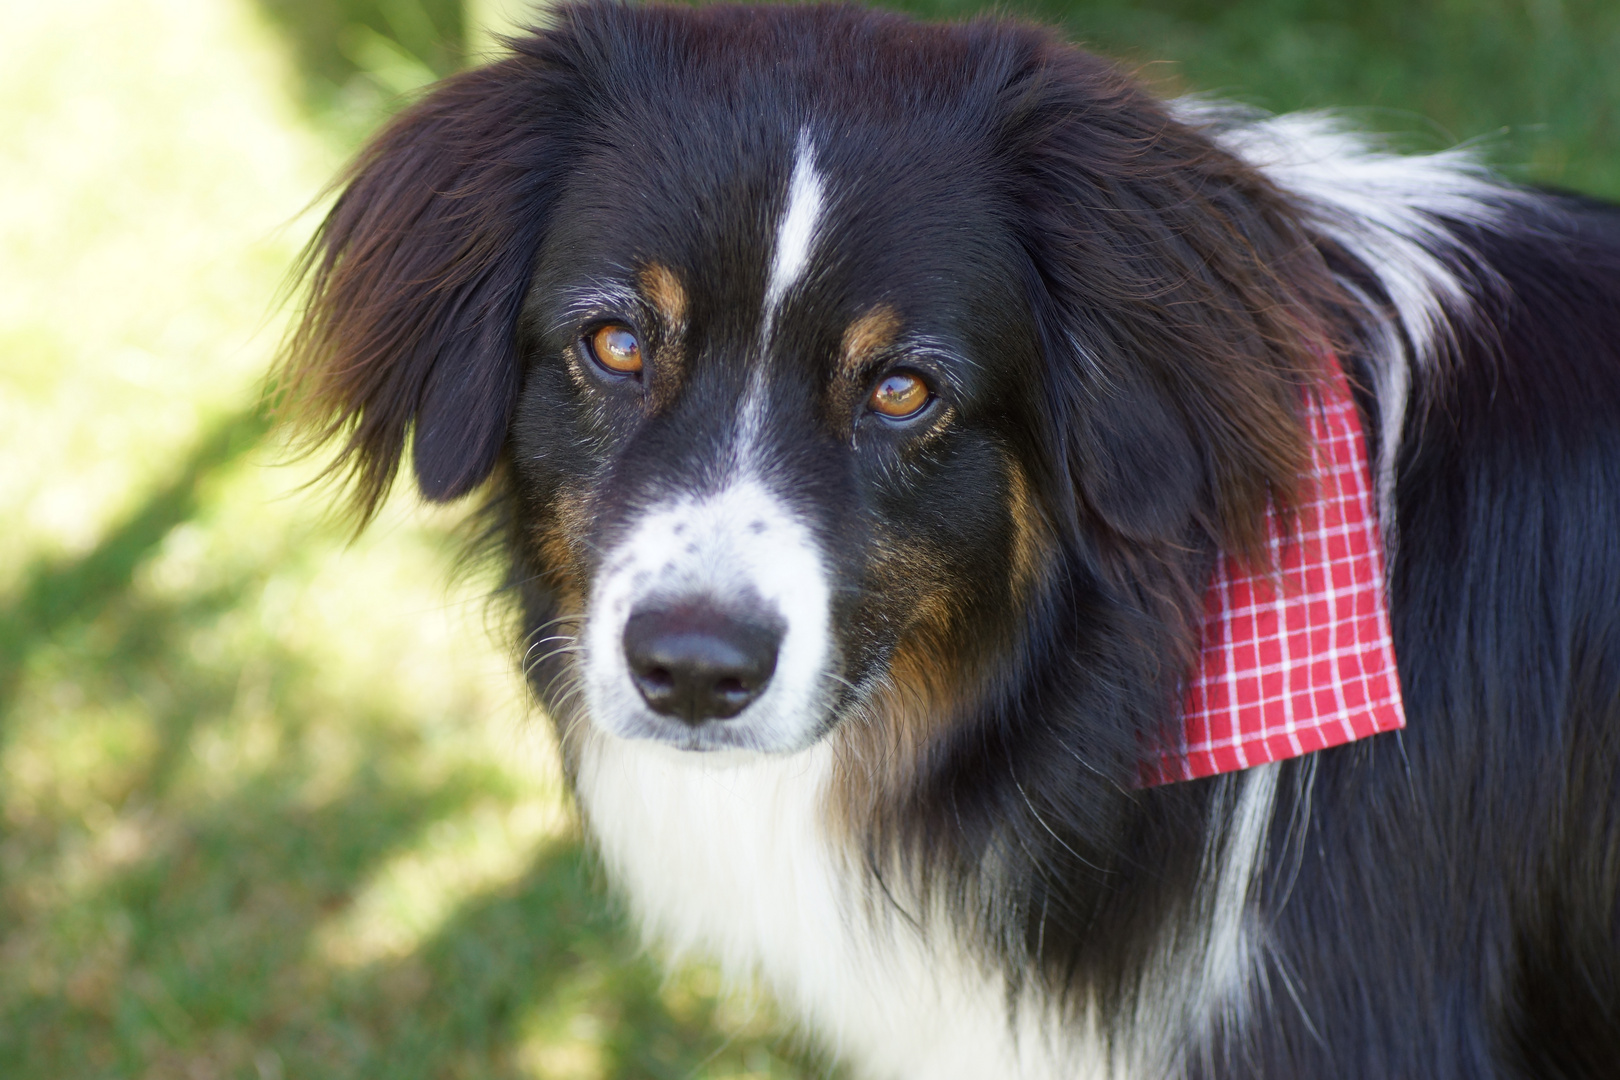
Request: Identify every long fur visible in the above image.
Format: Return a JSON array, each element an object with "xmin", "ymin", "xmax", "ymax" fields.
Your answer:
[{"xmin": 276, "ymin": 5, "xmax": 1620, "ymax": 1077}]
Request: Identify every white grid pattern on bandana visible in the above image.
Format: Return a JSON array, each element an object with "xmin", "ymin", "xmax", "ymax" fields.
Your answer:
[{"xmin": 1145, "ymin": 360, "xmax": 1406, "ymax": 785}]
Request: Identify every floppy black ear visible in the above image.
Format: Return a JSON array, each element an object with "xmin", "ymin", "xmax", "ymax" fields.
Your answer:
[
  {"xmin": 278, "ymin": 34, "xmax": 581, "ymax": 522},
  {"xmin": 1064, "ymin": 360, "xmax": 1201, "ymax": 545},
  {"xmin": 1003, "ymin": 38, "xmax": 1339, "ymax": 561}
]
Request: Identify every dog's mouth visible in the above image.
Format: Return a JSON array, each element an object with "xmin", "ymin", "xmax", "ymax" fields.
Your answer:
[{"xmin": 579, "ymin": 477, "xmax": 839, "ymax": 754}]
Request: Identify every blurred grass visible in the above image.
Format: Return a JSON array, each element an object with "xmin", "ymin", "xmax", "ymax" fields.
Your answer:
[
  {"xmin": 252, "ymin": 0, "xmax": 466, "ymax": 142},
  {"xmin": 881, "ymin": 0, "xmax": 1620, "ymax": 198},
  {"xmin": 0, "ymin": 0, "xmax": 1613, "ymax": 1077}
]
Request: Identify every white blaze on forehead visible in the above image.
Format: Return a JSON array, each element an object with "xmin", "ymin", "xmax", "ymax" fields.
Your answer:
[{"xmin": 764, "ymin": 130, "xmax": 826, "ymax": 321}]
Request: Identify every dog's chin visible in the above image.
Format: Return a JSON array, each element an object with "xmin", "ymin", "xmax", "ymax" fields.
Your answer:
[
  {"xmin": 603, "ymin": 717, "xmax": 820, "ymax": 756},
  {"xmin": 582, "ymin": 684, "xmax": 830, "ymax": 756}
]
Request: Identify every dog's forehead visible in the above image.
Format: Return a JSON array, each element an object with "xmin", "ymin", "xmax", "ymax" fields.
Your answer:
[{"xmin": 534, "ymin": 38, "xmax": 1021, "ymax": 359}]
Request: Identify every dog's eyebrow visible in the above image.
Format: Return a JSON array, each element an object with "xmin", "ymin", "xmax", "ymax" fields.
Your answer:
[
  {"xmin": 839, "ymin": 304, "xmax": 902, "ymax": 381},
  {"xmin": 638, "ymin": 263, "xmax": 688, "ymax": 332},
  {"xmin": 902, "ymin": 335, "xmax": 977, "ymax": 388},
  {"xmin": 844, "ymin": 326, "xmax": 977, "ymax": 390},
  {"xmin": 548, "ymin": 279, "xmax": 645, "ymax": 337}
]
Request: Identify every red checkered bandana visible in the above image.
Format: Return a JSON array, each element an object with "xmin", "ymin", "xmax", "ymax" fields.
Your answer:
[{"xmin": 1145, "ymin": 359, "xmax": 1406, "ymax": 785}]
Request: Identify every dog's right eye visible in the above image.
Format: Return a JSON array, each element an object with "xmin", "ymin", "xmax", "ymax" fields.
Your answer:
[{"xmin": 584, "ymin": 323, "xmax": 643, "ymax": 376}]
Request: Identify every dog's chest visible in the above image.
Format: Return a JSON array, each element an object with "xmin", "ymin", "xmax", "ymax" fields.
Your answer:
[{"xmin": 573, "ymin": 737, "xmax": 1099, "ymax": 1080}]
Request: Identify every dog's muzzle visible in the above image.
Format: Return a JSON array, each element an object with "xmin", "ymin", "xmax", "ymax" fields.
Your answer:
[{"xmin": 581, "ymin": 478, "xmax": 834, "ymax": 752}]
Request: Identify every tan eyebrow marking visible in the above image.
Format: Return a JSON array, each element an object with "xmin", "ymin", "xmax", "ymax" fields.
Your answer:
[
  {"xmin": 840, "ymin": 304, "xmax": 902, "ymax": 381},
  {"xmin": 638, "ymin": 262, "xmax": 687, "ymax": 331},
  {"xmin": 638, "ymin": 262, "xmax": 688, "ymax": 414}
]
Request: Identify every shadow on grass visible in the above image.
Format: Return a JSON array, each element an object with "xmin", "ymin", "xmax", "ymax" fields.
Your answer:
[
  {"xmin": 0, "ymin": 406, "xmax": 270, "ymax": 714},
  {"xmin": 0, "ymin": 405, "xmax": 829, "ymax": 1078},
  {"xmin": 289, "ymin": 840, "xmax": 836, "ymax": 1080},
  {"xmin": 1, "ymin": 591, "xmax": 828, "ymax": 1076}
]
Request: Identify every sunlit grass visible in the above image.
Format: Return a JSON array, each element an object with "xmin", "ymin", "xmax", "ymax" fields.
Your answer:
[{"xmin": 0, "ymin": 0, "xmax": 315, "ymax": 572}]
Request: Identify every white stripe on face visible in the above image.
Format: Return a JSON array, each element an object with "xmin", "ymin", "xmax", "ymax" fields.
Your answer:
[{"xmin": 764, "ymin": 130, "xmax": 826, "ymax": 324}]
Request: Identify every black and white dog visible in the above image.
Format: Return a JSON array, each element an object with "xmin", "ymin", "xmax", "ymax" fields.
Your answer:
[{"xmin": 279, "ymin": 3, "xmax": 1620, "ymax": 1076}]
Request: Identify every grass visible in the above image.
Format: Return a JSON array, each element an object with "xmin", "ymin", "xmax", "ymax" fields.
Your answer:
[
  {"xmin": 883, "ymin": 0, "xmax": 1620, "ymax": 199},
  {"xmin": 0, "ymin": 0, "xmax": 1613, "ymax": 1077}
]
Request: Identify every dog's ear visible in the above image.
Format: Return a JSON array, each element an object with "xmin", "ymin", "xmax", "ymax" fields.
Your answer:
[
  {"xmin": 277, "ymin": 39, "xmax": 580, "ymax": 523},
  {"xmin": 1057, "ymin": 356, "xmax": 1201, "ymax": 547},
  {"xmin": 1003, "ymin": 39, "xmax": 1340, "ymax": 562}
]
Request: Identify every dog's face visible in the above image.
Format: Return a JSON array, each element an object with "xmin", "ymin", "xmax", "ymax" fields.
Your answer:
[
  {"xmin": 516, "ymin": 107, "xmax": 1047, "ymax": 753},
  {"xmin": 284, "ymin": 2, "xmax": 1331, "ymax": 781}
]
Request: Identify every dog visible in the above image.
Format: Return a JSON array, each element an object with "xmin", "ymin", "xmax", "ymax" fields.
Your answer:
[{"xmin": 277, "ymin": 3, "xmax": 1620, "ymax": 1076}]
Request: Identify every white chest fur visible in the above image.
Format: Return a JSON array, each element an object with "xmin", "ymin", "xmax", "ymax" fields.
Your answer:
[{"xmin": 574, "ymin": 734, "xmax": 1120, "ymax": 1080}]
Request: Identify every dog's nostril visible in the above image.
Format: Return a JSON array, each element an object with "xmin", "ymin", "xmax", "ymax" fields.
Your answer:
[{"xmin": 622, "ymin": 601, "xmax": 784, "ymax": 724}]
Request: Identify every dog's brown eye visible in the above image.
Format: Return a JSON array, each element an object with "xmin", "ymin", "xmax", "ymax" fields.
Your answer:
[
  {"xmin": 587, "ymin": 323, "xmax": 642, "ymax": 375},
  {"xmin": 868, "ymin": 371, "xmax": 930, "ymax": 419}
]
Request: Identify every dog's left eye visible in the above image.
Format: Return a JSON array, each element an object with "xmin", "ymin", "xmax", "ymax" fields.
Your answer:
[
  {"xmin": 867, "ymin": 371, "xmax": 931, "ymax": 419},
  {"xmin": 585, "ymin": 323, "xmax": 643, "ymax": 375}
]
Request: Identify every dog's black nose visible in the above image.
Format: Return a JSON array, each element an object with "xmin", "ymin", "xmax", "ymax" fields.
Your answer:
[{"xmin": 623, "ymin": 601, "xmax": 783, "ymax": 724}]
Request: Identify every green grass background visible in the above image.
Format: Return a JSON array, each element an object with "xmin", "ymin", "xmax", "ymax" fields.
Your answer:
[{"xmin": 1, "ymin": 1, "xmax": 1613, "ymax": 1077}]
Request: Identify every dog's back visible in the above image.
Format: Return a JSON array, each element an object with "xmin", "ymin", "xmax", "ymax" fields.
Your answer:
[{"xmin": 1339, "ymin": 189, "xmax": 1620, "ymax": 1078}]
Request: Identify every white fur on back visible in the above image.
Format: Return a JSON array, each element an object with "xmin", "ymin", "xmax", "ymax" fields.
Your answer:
[{"xmin": 1185, "ymin": 106, "xmax": 1510, "ymax": 537}]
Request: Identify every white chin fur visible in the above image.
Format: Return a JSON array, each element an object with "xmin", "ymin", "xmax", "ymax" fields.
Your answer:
[
  {"xmin": 574, "ymin": 736, "xmax": 1080, "ymax": 1080},
  {"xmin": 581, "ymin": 477, "xmax": 834, "ymax": 753}
]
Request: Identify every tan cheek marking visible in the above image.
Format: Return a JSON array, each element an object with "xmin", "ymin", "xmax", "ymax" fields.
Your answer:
[
  {"xmin": 825, "ymin": 466, "xmax": 1053, "ymax": 851},
  {"xmin": 529, "ymin": 486, "xmax": 593, "ymax": 762},
  {"xmin": 1004, "ymin": 453, "xmax": 1052, "ymax": 601},
  {"xmin": 638, "ymin": 262, "xmax": 689, "ymax": 414},
  {"xmin": 826, "ymin": 538, "xmax": 972, "ymax": 844}
]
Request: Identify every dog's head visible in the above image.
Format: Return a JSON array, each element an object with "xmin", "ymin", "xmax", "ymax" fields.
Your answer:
[{"xmin": 281, "ymin": 3, "xmax": 1333, "ymax": 786}]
